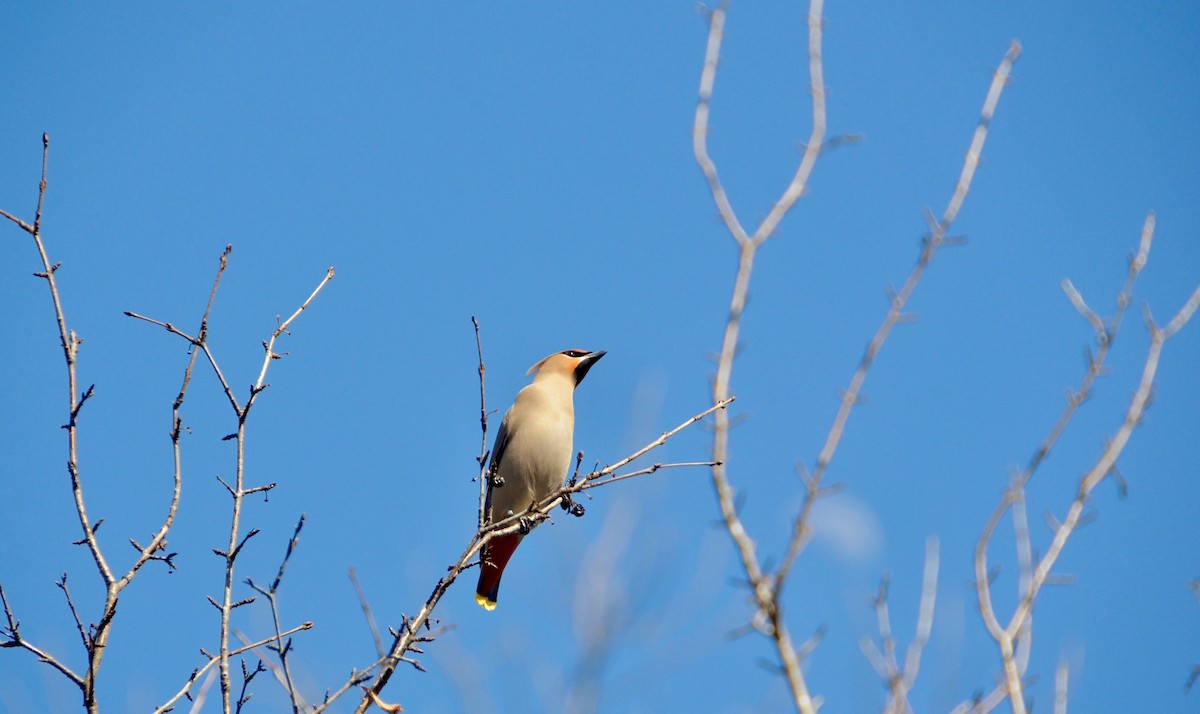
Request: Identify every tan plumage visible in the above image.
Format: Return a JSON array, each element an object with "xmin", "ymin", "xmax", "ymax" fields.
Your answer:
[{"xmin": 475, "ymin": 348, "xmax": 606, "ymax": 611}]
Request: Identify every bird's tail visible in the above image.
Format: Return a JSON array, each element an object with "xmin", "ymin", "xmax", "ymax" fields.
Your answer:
[{"xmin": 475, "ymin": 533, "xmax": 522, "ymax": 611}]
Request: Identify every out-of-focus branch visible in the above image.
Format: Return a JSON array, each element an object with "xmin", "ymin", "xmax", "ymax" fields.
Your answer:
[
  {"xmin": 695, "ymin": 0, "xmax": 1018, "ymax": 709},
  {"xmin": 791, "ymin": 39, "xmax": 1022, "ymax": 579},
  {"xmin": 350, "ymin": 566, "xmax": 385, "ymax": 660},
  {"xmin": 351, "ymin": 398, "xmax": 732, "ymax": 714},
  {"xmin": 1054, "ymin": 660, "xmax": 1069, "ymax": 714},
  {"xmin": 859, "ymin": 537, "xmax": 939, "ymax": 714},
  {"xmin": 966, "ymin": 215, "xmax": 1199, "ymax": 712},
  {"xmin": 1189, "ymin": 579, "xmax": 1200, "ymax": 693},
  {"xmin": 965, "ymin": 217, "xmax": 1200, "ymax": 714},
  {"xmin": 975, "ymin": 214, "xmax": 1154, "ymax": 645},
  {"xmin": 697, "ymin": 1, "xmax": 827, "ymax": 710}
]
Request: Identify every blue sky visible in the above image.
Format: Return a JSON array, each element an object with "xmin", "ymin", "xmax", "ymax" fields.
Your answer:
[{"xmin": 1, "ymin": 2, "xmax": 1197, "ymax": 713}]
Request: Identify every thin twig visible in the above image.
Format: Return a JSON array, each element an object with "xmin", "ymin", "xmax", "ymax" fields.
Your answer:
[
  {"xmin": 578, "ymin": 461, "xmax": 721, "ymax": 489},
  {"xmin": 798, "ymin": 39, "xmax": 1022, "ymax": 569},
  {"xmin": 245, "ymin": 514, "xmax": 306, "ymax": 713},
  {"xmin": 234, "ymin": 630, "xmax": 313, "ymax": 713},
  {"xmin": 1054, "ymin": 660, "xmax": 1069, "ymax": 714},
  {"xmin": 350, "ymin": 566, "xmax": 384, "ymax": 659},
  {"xmin": 472, "ymin": 316, "xmax": 490, "ymax": 530},
  {"xmin": 859, "ymin": 538, "xmax": 940, "ymax": 714},
  {"xmin": 0, "ymin": 582, "xmax": 85, "ymax": 688},
  {"xmin": 152, "ymin": 622, "xmax": 314, "ymax": 714}
]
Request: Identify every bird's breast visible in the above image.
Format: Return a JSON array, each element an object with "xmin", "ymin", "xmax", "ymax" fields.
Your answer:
[{"xmin": 492, "ymin": 400, "xmax": 574, "ymax": 516}]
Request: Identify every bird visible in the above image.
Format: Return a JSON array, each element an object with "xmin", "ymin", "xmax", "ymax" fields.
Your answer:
[{"xmin": 475, "ymin": 348, "xmax": 606, "ymax": 611}]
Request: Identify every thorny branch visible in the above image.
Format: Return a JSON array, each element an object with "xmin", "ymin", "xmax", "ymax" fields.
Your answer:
[{"xmin": 695, "ymin": 2, "xmax": 1019, "ymax": 710}]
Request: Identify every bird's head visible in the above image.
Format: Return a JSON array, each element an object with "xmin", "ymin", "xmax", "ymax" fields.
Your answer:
[{"xmin": 527, "ymin": 348, "xmax": 607, "ymax": 386}]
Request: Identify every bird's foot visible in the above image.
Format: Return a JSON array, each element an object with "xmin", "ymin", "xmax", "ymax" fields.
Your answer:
[{"xmin": 560, "ymin": 495, "xmax": 586, "ymax": 518}]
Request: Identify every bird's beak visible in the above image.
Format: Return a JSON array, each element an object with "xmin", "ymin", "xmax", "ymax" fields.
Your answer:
[{"xmin": 573, "ymin": 350, "xmax": 606, "ymax": 384}]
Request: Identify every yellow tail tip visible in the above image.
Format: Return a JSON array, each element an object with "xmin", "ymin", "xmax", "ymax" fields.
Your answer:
[{"xmin": 475, "ymin": 593, "xmax": 497, "ymax": 611}]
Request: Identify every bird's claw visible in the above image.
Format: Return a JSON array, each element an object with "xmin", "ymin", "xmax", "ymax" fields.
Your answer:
[{"xmin": 560, "ymin": 496, "xmax": 586, "ymax": 518}]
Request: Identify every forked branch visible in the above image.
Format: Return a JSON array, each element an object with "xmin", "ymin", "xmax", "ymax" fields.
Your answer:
[{"xmin": 695, "ymin": 3, "xmax": 1019, "ymax": 711}]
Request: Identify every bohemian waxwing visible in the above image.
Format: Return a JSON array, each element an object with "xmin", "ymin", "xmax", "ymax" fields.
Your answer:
[{"xmin": 475, "ymin": 348, "xmax": 607, "ymax": 611}]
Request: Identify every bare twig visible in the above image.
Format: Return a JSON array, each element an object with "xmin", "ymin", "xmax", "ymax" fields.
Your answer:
[
  {"xmin": 900, "ymin": 537, "xmax": 940, "ymax": 709},
  {"xmin": 350, "ymin": 566, "xmax": 384, "ymax": 659},
  {"xmin": 1054, "ymin": 660, "xmax": 1069, "ymax": 714},
  {"xmin": 0, "ymin": 582, "xmax": 85, "ymax": 688},
  {"xmin": 153, "ymin": 622, "xmax": 314, "ymax": 714},
  {"xmin": 579, "ymin": 460, "xmax": 721, "ymax": 489},
  {"xmin": 310, "ymin": 654, "xmax": 389, "ymax": 714},
  {"xmin": 234, "ymin": 630, "xmax": 314, "ymax": 713},
  {"xmin": 216, "ymin": 267, "xmax": 333, "ymax": 713},
  {"xmin": 245, "ymin": 514, "xmax": 307, "ymax": 713},
  {"xmin": 858, "ymin": 537, "xmax": 939, "ymax": 714},
  {"xmin": 472, "ymin": 316, "xmax": 491, "ymax": 530},
  {"xmin": 796, "ymin": 39, "xmax": 1022, "ymax": 568}
]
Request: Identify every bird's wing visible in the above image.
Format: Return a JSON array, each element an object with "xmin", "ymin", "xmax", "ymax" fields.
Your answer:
[{"xmin": 482, "ymin": 409, "xmax": 514, "ymax": 525}]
